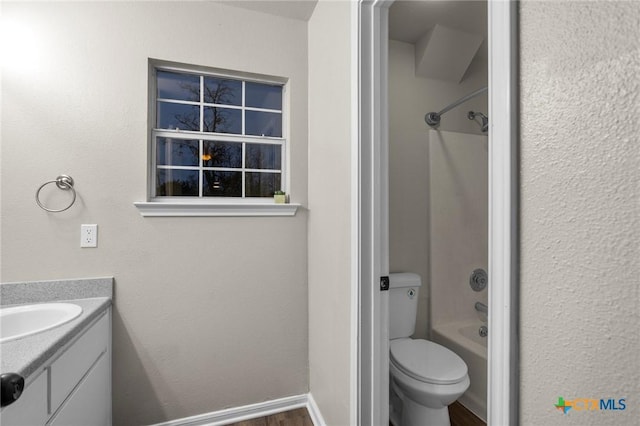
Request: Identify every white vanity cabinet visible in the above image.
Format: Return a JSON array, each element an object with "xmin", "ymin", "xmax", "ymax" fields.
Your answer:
[
  {"xmin": 0, "ymin": 370, "xmax": 48, "ymax": 425},
  {"xmin": 0, "ymin": 308, "xmax": 111, "ymax": 426}
]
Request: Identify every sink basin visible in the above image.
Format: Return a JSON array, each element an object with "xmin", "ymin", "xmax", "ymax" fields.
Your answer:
[{"xmin": 0, "ymin": 303, "xmax": 83, "ymax": 343}]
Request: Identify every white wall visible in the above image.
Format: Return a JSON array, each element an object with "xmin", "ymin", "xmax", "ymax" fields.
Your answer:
[
  {"xmin": 520, "ymin": 1, "xmax": 640, "ymax": 424},
  {"xmin": 307, "ymin": 1, "xmax": 354, "ymax": 425},
  {"xmin": 388, "ymin": 39, "xmax": 487, "ymax": 338},
  {"xmin": 1, "ymin": 2, "xmax": 309, "ymax": 424},
  {"xmin": 429, "ymin": 130, "xmax": 487, "ymax": 327}
]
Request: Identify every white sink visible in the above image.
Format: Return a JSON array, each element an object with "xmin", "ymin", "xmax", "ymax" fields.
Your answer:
[{"xmin": 0, "ymin": 303, "xmax": 83, "ymax": 343}]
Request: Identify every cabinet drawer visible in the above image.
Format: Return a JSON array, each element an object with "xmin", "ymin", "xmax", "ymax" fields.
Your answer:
[
  {"xmin": 47, "ymin": 352, "xmax": 110, "ymax": 426},
  {"xmin": 0, "ymin": 370, "xmax": 48, "ymax": 426},
  {"xmin": 50, "ymin": 313, "xmax": 108, "ymax": 414}
]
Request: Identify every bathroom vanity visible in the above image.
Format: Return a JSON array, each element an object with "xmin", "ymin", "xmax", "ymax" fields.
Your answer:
[{"xmin": 0, "ymin": 278, "xmax": 113, "ymax": 426}]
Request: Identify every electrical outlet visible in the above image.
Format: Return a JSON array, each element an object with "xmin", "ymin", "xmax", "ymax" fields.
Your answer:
[{"xmin": 80, "ymin": 224, "xmax": 98, "ymax": 248}]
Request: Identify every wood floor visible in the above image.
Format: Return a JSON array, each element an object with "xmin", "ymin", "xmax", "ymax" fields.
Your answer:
[
  {"xmin": 226, "ymin": 407, "xmax": 313, "ymax": 426},
  {"xmin": 225, "ymin": 402, "xmax": 483, "ymax": 426},
  {"xmin": 450, "ymin": 401, "xmax": 486, "ymax": 426},
  {"xmin": 390, "ymin": 401, "xmax": 486, "ymax": 426}
]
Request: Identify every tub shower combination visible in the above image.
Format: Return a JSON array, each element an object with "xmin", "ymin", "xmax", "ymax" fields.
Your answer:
[
  {"xmin": 432, "ymin": 271, "xmax": 488, "ymax": 421},
  {"xmin": 432, "ymin": 313, "xmax": 488, "ymax": 421}
]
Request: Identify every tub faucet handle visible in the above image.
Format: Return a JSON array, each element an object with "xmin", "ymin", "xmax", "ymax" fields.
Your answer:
[{"xmin": 469, "ymin": 269, "xmax": 487, "ymax": 292}]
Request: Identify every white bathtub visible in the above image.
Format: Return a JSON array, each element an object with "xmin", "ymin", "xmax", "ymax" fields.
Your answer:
[{"xmin": 432, "ymin": 320, "xmax": 487, "ymax": 421}]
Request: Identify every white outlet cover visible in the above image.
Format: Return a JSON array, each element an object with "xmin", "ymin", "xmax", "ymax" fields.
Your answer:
[{"xmin": 80, "ymin": 224, "xmax": 98, "ymax": 248}]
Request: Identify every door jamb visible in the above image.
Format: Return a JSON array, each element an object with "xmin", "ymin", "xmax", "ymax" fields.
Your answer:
[{"xmin": 356, "ymin": 0, "xmax": 519, "ymax": 425}]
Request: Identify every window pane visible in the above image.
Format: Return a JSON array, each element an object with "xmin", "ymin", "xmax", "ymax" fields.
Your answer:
[
  {"xmin": 204, "ymin": 77, "xmax": 242, "ymax": 106},
  {"xmin": 157, "ymin": 138, "xmax": 199, "ymax": 166},
  {"xmin": 246, "ymin": 143, "xmax": 281, "ymax": 170},
  {"xmin": 203, "ymin": 141, "xmax": 242, "ymax": 168},
  {"xmin": 245, "ymin": 172, "xmax": 281, "ymax": 197},
  {"xmin": 204, "ymin": 107, "xmax": 241, "ymax": 134},
  {"xmin": 245, "ymin": 82, "xmax": 282, "ymax": 110},
  {"xmin": 156, "ymin": 169, "xmax": 199, "ymax": 196},
  {"xmin": 157, "ymin": 102, "xmax": 200, "ymax": 131},
  {"xmin": 203, "ymin": 171, "xmax": 242, "ymax": 197},
  {"xmin": 245, "ymin": 111, "xmax": 282, "ymax": 137},
  {"xmin": 157, "ymin": 70, "xmax": 199, "ymax": 101}
]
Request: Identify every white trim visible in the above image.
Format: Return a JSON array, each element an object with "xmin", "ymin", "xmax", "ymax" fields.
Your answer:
[
  {"xmin": 149, "ymin": 393, "xmax": 325, "ymax": 426},
  {"xmin": 153, "ymin": 129, "xmax": 285, "ymax": 144},
  {"xmin": 133, "ymin": 201, "xmax": 300, "ymax": 217},
  {"xmin": 156, "ymin": 166, "xmax": 282, "ymax": 174},
  {"xmin": 151, "ymin": 59, "xmax": 289, "ymax": 86},
  {"xmin": 357, "ymin": 1, "xmax": 393, "ymax": 425},
  {"xmin": 156, "ymin": 98, "xmax": 282, "ymax": 115},
  {"xmin": 350, "ymin": 1, "xmax": 361, "ymax": 426},
  {"xmin": 360, "ymin": 1, "xmax": 519, "ymax": 425},
  {"xmin": 306, "ymin": 393, "xmax": 327, "ymax": 426},
  {"xmin": 487, "ymin": 1, "xmax": 519, "ymax": 425}
]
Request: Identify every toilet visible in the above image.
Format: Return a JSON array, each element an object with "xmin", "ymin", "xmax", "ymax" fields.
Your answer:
[{"xmin": 389, "ymin": 273, "xmax": 470, "ymax": 426}]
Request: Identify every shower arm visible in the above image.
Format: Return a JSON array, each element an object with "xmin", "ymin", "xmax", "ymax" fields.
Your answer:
[{"xmin": 425, "ymin": 86, "xmax": 488, "ymax": 127}]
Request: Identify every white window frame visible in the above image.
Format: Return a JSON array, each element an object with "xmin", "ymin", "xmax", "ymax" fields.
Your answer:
[{"xmin": 135, "ymin": 60, "xmax": 299, "ymax": 217}]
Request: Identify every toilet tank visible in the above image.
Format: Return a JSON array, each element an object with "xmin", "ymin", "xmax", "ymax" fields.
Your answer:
[{"xmin": 389, "ymin": 272, "xmax": 422, "ymax": 340}]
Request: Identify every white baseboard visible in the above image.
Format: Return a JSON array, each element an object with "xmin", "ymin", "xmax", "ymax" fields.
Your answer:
[
  {"xmin": 151, "ymin": 393, "xmax": 326, "ymax": 426},
  {"xmin": 305, "ymin": 393, "xmax": 326, "ymax": 426}
]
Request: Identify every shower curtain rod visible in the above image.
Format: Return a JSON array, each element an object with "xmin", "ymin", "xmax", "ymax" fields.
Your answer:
[{"xmin": 425, "ymin": 86, "xmax": 488, "ymax": 128}]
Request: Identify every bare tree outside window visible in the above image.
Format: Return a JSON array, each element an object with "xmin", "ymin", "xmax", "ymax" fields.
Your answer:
[{"xmin": 152, "ymin": 66, "xmax": 284, "ymax": 199}]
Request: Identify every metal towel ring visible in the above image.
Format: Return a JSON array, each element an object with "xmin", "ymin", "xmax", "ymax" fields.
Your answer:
[{"xmin": 35, "ymin": 175, "xmax": 76, "ymax": 212}]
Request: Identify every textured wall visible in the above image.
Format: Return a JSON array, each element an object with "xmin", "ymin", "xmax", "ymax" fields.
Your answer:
[
  {"xmin": 308, "ymin": 1, "xmax": 354, "ymax": 424},
  {"xmin": 1, "ymin": 2, "xmax": 309, "ymax": 424},
  {"xmin": 388, "ymin": 39, "xmax": 487, "ymax": 338},
  {"xmin": 520, "ymin": 1, "xmax": 640, "ymax": 424}
]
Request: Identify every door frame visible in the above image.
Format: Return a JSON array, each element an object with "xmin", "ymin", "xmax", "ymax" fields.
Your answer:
[
  {"xmin": 356, "ymin": 1, "xmax": 519, "ymax": 425},
  {"xmin": 356, "ymin": 1, "xmax": 393, "ymax": 425}
]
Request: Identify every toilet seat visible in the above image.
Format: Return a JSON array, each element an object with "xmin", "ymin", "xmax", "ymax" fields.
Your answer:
[{"xmin": 390, "ymin": 339, "xmax": 468, "ymax": 385}]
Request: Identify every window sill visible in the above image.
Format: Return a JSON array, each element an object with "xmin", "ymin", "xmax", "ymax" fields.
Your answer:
[{"xmin": 133, "ymin": 201, "xmax": 300, "ymax": 217}]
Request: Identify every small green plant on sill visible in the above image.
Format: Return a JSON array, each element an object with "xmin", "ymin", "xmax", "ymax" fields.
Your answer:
[{"xmin": 274, "ymin": 190, "xmax": 287, "ymax": 204}]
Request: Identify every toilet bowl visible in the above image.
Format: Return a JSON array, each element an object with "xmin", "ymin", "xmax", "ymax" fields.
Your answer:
[
  {"xmin": 389, "ymin": 338, "xmax": 470, "ymax": 426},
  {"xmin": 388, "ymin": 273, "xmax": 470, "ymax": 426}
]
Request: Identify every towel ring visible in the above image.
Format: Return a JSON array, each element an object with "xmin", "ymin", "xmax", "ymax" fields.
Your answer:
[{"xmin": 35, "ymin": 175, "xmax": 76, "ymax": 212}]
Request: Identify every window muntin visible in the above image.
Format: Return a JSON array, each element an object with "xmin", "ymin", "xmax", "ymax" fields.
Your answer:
[{"xmin": 152, "ymin": 67, "xmax": 285, "ymax": 199}]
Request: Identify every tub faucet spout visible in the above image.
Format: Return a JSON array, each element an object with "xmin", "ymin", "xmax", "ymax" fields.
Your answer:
[{"xmin": 475, "ymin": 302, "xmax": 488, "ymax": 314}]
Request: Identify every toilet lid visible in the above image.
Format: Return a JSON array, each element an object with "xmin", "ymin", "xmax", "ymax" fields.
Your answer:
[{"xmin": 390, "ymin": 339, "xmax": 468, "ymax": 385}]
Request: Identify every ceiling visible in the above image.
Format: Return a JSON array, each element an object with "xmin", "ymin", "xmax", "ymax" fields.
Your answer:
[
  {"xmin": 219, "ymin": 0, "xmax": 318, "ymax": 22},
  {"xmin": 389, "ymin": 0, "xmax": 487, "ymax": 44},
  {"xmin": 218, "ymin": 1, "xmax": 486, "ymax": 37}
]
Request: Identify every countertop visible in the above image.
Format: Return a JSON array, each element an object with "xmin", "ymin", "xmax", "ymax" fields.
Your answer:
[
  {"xmin": 0, "ymin": 277, "xmax": 113, "ymax": 383},
  {"xmin": 1, "ymin": 297, "xmax": 111, "ymax": 381}
]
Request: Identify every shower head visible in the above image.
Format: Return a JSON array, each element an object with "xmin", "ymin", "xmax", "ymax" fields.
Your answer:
[{"xmin": 468, "ymin": 111, "xmax": 489, "ymax": 133}]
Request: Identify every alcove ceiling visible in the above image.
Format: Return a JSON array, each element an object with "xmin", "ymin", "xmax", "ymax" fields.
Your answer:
[
  {"xmin": 219, "ymin": 1, "xmax": 486, "ymax": 41},
  {"xmin": 389, "ymin": 0, "xmax": 487, "ymax": 44},
  {"xmin": 389, "ymin": 0, "xmax": 488, "ymax": 80}
]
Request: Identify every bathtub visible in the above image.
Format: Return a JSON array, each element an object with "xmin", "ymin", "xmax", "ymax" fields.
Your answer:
[{"xmin": 432, "ymin": 320, "xmax": 487, "ymax": 421}]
